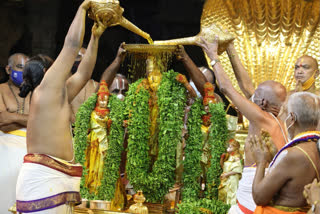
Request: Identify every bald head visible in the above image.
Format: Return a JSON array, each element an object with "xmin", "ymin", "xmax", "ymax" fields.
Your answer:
[
  {"xmin": 198, "ymin": 66, "xmax": 215, "ymax": 84},
  {"xmin": 254, "ymin": 80, "xmax": 287, "ymax": 113},
  {"xmin": 8, "ymin": 53, "xmax": 28, "ymax": 69},
  {"xmin": 297, "ymin": 55, "xmax": 318, "ymax": 69}
]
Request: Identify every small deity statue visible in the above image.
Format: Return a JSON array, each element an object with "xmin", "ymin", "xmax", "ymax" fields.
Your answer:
[
  {"xmin": 85, "ymin": 80, "xmax": 112, "ymax": 194},
  {"xmin": 218, "ymin": 139, "xmax": 242, "ymax": 205}
]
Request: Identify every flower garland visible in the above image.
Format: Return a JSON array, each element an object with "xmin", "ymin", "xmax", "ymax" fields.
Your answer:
[
  {"xmin": 125, "ymin": 70, "xmax": 187, "ymax": 202},
  {"xmin": 74, "ymin": 93, "xmax": 125, "ymax": 200},
  {"xmin": 181, "ymin": 98, "xmax": 204, "ymax": 201}
]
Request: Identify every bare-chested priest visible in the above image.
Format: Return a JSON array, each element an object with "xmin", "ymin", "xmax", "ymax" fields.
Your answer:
[
  {"xmin": 197, "ymin": 37, "xmax": 287, "ymax": 214},
  {"xmin": 250, "ymin": 92, "xmax": 320, "ymax": 214},
  {"xmin": 15, "ymin": 1, "xmax": 109, "ymax": 213}
]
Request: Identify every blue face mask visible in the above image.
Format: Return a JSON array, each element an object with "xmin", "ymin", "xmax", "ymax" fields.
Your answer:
[{"xmin": 10, "ymin": 69, "xmax": 24, "ymax": 86}]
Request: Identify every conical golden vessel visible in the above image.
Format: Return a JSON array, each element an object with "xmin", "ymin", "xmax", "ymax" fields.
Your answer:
[
  {"xmin": 88, "ymin": 0, "xmax": 153, "ymax": 44},
  {"xmin": 154, "ymin": 23, "xmax": 234, "ymax": 55},
  {"xmin": 154, "ymin": 0, "xmax": 235, "ymax": 54},
  {"xmin": 158, "ymin": 0, "xmax": 320, "ymax": 92}
]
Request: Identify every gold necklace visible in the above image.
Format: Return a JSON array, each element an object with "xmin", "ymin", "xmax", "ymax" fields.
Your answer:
[{"xmin": 8, "ymin": 81, "xmax": 25, "ymax": 114}]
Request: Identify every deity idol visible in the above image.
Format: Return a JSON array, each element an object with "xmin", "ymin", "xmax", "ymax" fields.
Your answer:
[
  {"xmin": 85, "ymin": 80, "xmax": 112, "ymax": 193},
  {"xmin": 218, "ymin": 139, "xmax": 242, "ymax": 205}
]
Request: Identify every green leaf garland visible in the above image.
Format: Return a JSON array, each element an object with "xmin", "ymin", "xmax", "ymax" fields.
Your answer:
[
  {"xmin": 205, "ymin": 102, "xmax": 229, "ymax": 199},
  {"xmin": 178, "ymin": 198, "xmax": 230, "ymax": 214},
  {"xmin": 182, "ymin": 98, "xmax": 204, "ymax": 201},
  {"xmin": 126, "ymin": 70, "xmax": 186, "ymax": 202},
  {"xmin": 179, "ymin": 101, "xmax": 229, "ymax": 213},
  {"xmin": 74, "ymin": 93, "xmax": 97, "ymax": 199}
]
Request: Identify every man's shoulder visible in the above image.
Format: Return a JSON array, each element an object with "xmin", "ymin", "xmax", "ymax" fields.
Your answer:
[
  {"xmin": 0, "ymin": 82, "xmax": 9, "ymax": 93},
  {"xmin": 285, "ymin": 146, "xmax": 308, "ymax": 162}
]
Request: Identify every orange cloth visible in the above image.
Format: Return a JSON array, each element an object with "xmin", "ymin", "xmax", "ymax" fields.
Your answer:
[{"xmin": 254, "ymin": 206, "xmax": 307, "ymax": 214}]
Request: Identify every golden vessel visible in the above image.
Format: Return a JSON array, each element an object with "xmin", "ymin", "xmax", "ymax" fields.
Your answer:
[
  {"xmin": 154, "ymin": 20, "xmax": 234, "ymax": 54},
  {"xmin": 204, "ymin": 0, "xmax": 320, "ymax": 91},
  {"xmin": 128, "ymin": 191, "xmax": 149, "ymax": 214},
  {"xmin": 88, "ymin": 0, "xmax": 153, "ymax": 44},
  {"xmin": 159, "ymin": 0, "xmax": 320, "ymax": 91},
  {"xmin": 123, "ymin": 44, "xmax": 178, "ymax": 81}
]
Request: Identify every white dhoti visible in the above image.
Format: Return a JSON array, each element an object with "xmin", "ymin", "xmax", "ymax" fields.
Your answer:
[
  {"xmin": 0, "ymin": 129, "xmax": 27, "ymax": 214},
  {"xmin": 228, "ymin": 167, "xmax": 256, "ymax": 214},
  {"xmin": 16, "ymin": 154, "xmax": 83, "ymax": 213}
]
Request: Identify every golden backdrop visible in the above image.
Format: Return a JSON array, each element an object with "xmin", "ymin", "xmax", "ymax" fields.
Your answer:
[{"xmin": 201, "ymin": 0, "xmax": 320, "ymax": 91}]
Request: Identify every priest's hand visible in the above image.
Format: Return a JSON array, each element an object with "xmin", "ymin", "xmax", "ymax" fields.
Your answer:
[
  {"xmin": 249, "ymin": 134, "xmax": 272, "ymax": 165},
  {"xmin": 81, "ymin": 0, "xmax": 91, "ymax": 11},
  {"xmin": 196, "ymin": 36, "xmax": 219, "ymax": 61},
  {"xmin": 92, "ymin": 16, "xmax": 107, "ymax": 38},
  {"xmin": 115, "ymin": 42, "xmax": 126, "ymax": 62},
  {"xmin": 175, "ymin": 45, "xmax": 189, "ymax": 62}
]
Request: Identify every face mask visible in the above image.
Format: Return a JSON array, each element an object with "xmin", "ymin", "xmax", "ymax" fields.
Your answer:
[
  {"xmin": 71, "ymin": 61, "xmax": 81, "ymax": 75},
  {"xmin": 301, "ymin": 70, "xmax": 318, "ymax": 91},
  {"xmin": 117, "ymin": 93, "xmax": 125, "ymax": 101},
  {"xmin": 284, "ymin": 113, "xmax": 295, "ymax": 140},
  {"xmin": 10, "ymin": 69, "xmax": 24, "ymax": 86},
  {"xmin": 189, "ymin": 81, "xmax": 202, "ymax": 98}
]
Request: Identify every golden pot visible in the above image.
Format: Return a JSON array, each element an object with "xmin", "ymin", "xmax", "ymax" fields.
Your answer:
[
  {"xmin": 88, "ymin": 0, "xmax": 152, "ymax": 43},
  {"xmin": 90, "ymin": 200, "xmax": 111, "ymax": 210},
  {"xmin": 77, "ymin": 199, "xmax": 89, "ymax": 208}
]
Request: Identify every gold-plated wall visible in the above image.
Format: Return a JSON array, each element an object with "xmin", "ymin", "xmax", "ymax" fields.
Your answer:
[{"xmin": 202, "ymin": 0, "xmax": 320, "ymax": 91}]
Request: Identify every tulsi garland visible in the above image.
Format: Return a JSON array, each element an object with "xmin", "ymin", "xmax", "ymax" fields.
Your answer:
[
  {"xmin": 181, "ymin": 98, "xmax": 204, "ymax": 201},
  {"xmin": 178, "ymin": 198, "xmax": 230, "ymax": 214},
  {"xmin": 205, "ymin": 102, "xmax": 229, "ymax": 199},
  {"xmin": 179, "ymin": 102, "xmax": 229, "ymax": 213},
  {"xmin": 126, "ymin": 70, "xmax": 187, "ymax": 202},
  {"xmin": 74, "ymin": 93, "xmax": 97, "ymax": 199}
]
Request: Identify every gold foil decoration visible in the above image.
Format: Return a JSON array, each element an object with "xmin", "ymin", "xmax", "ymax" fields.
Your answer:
[
  {"xmin": 196, "ymin": 0, "xmax": 320, "ymax": 92},
  {"xmin": 88, "ymin": 0, "xmax": 153, "ymax": 44},
  {"xmin": 154, "ymin": 0, "xmax": 235, "ymax": 54}
]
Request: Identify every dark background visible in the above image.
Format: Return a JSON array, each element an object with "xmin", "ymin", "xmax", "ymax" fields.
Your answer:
[
  {"xmin": 0, "ymin": 0, "xmax": 234, "ymax": 113},
  {"xmin": 0, "ymin": 0, "xmax": 207, "ymax": 80}
]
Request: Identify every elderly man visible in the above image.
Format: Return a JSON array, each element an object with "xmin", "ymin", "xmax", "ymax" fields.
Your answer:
[
  {"xmin": 0, "ymin": 53, "xmax": 29, "ymax": 213},
  {"xmin": 197, "ymin": 37, "xmax": 287, "ymax": 213},
  {"xmin": 0, "ymin": 53, "xmax": 29, "ymax": 133},
  {"xmin": 15, "ymin": 1, "xmax": 109, "ymax": 212},
  {"xmin": 250, "ymin": 92, "xmax": 320, "ymax": 214}
]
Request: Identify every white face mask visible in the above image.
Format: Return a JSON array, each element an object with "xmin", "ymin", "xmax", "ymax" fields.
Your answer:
[
  {"xmin": 116, "ymin": 93, "xmax": 125, "ymax": 101},
  {"xmin": 284, "ymin": 113, "xmax": 295, "ymax": 140}
]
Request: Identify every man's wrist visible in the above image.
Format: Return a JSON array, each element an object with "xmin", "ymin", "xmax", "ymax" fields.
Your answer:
[
  {"xmin": 210, "ymin": 59, "xmax": 220, "ymax": 67},
  {"xmin": 256, "ymin": 160, "xmax": 268, "ymax": 166}
]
